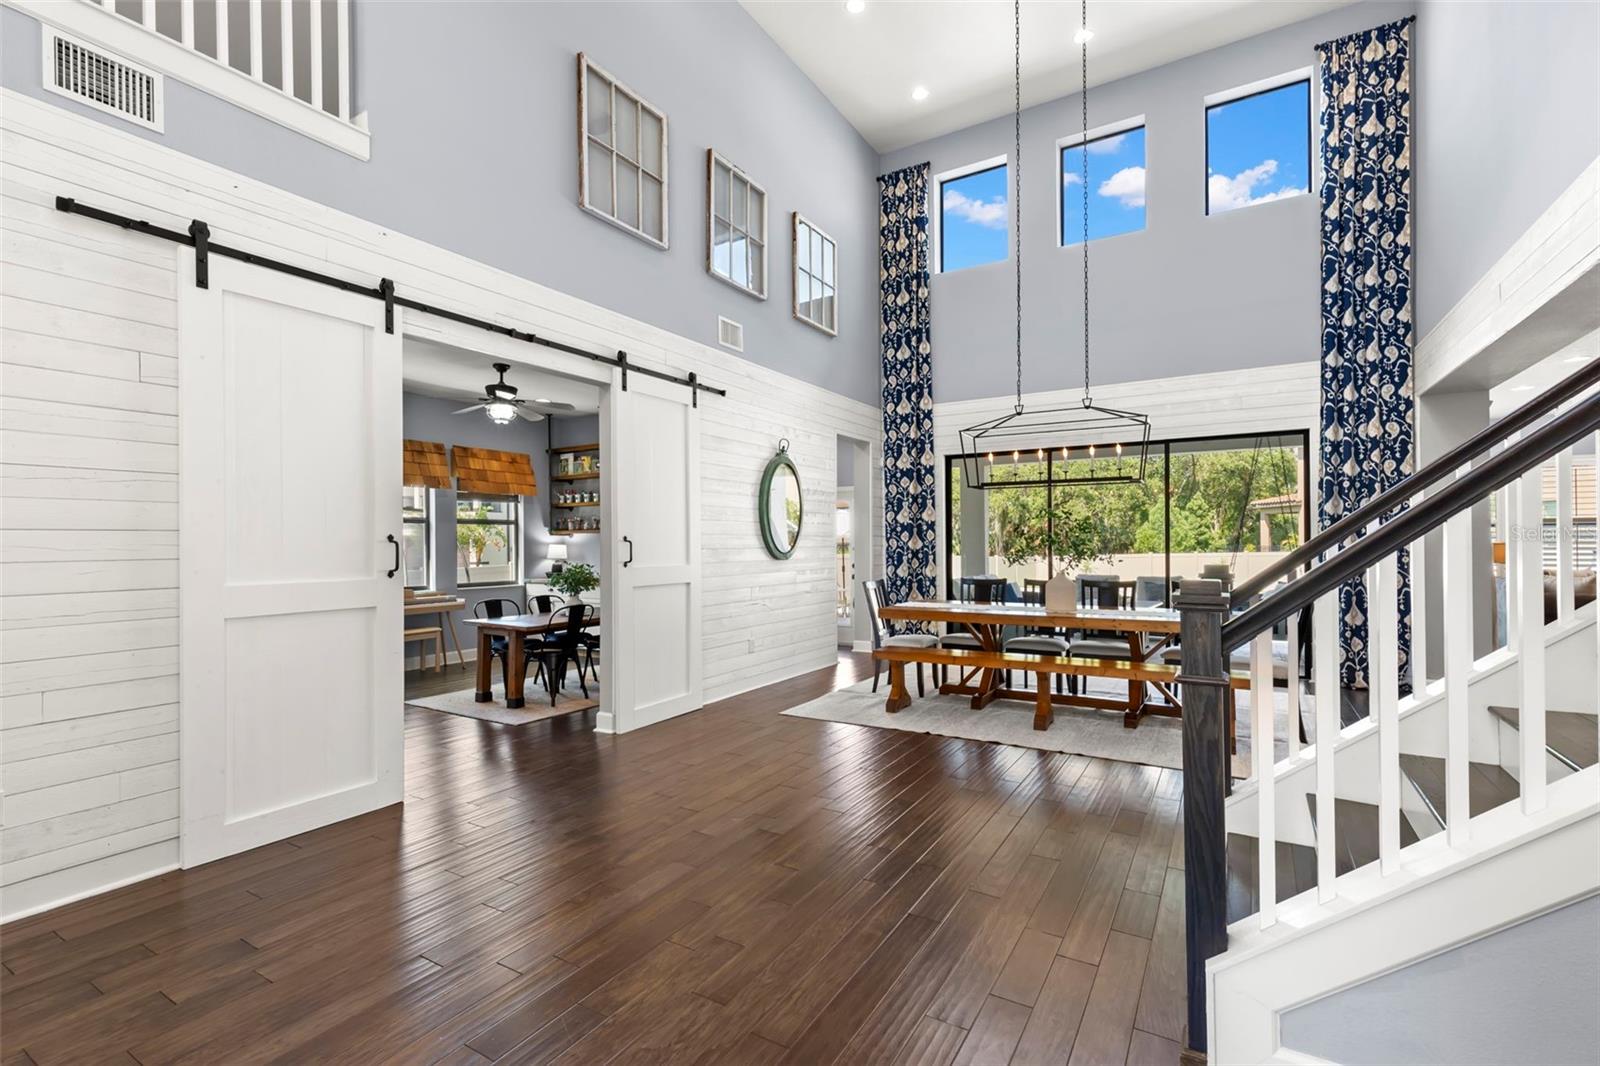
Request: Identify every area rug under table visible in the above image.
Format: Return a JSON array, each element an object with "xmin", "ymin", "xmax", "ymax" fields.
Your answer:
[
  {"xmin": 782, "ymin": 677, "xmax": 1306, "ymax": 771},
  {"xmin": 406, "ymin": 683, "xmax": 597, "ymax": 726}
]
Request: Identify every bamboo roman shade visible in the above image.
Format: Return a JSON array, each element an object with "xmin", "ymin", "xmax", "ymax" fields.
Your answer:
[
  {"xmin": 451, "ymin": 446, "xmax": 538, "ymax": 497},
  {"xmin": 402, "ymin": 440, "xmax": 450, "ymax": 489}
]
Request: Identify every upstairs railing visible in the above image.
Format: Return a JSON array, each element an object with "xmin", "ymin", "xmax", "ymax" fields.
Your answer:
[{"xmin": 1176, "ymin": 364, "xmax": 1600, "ymax": 1058}]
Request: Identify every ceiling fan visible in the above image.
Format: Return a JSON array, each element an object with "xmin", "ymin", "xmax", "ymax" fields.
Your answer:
[{"xmin": 453, "ymin": 363, "xmax": 576, "ymax": 424}]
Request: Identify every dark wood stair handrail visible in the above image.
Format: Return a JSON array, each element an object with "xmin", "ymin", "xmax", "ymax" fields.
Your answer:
[{"xmin": 1230, "ymin": 357, "xmax": 1600, "ymax": 605}]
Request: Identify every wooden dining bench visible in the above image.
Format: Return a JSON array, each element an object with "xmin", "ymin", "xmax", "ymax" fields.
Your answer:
[{"xmin": 872, "ymin": 644, "xmax": 1249, "ymax": 732}]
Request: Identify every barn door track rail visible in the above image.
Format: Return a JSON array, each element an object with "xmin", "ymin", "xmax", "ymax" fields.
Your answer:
[{"xmin": 55, "ymin": 196, "xmax": 727, "ymax": 402}]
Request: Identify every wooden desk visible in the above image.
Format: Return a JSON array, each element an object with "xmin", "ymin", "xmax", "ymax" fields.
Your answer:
[
  {"xmin": 463, "ymin": 611, "xmax": 600, "ymax": 709},
  {"xmin": 877, "ymin": 600, "xmax": 1182, "ymax": 726},
  {"xmin": 405, "ymin": 596, "xmax": 466, "ymax": 669}
]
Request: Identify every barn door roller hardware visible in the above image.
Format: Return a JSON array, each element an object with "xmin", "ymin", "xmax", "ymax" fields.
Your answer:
[{"xmin": 54, "ymin": 196, "xmax": 727, "ymax": 404}]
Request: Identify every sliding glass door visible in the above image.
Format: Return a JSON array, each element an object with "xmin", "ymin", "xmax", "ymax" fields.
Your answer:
[{"xmin": 944, "ymin": 431, "xmax": 1308, "ymax": 602}]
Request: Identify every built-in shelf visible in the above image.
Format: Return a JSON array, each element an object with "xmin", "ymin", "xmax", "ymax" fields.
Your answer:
[
  {"xmin": 553, "ymin": 501, "xmax": 600, "ymax": 508},
  {"xmin": 549, "ymin": 431, "xmax": 601, "ymax": 535},
  {"xmin": 550, "ymin": 442, "xmax": 600, "ymax": 454},
  {"xmin": 551, "ymin": 528, "xmax": 599, "ymax": 536},
  {"xmin": 552, "ymin": 472, "xmax": 601, "ymax": 482}
]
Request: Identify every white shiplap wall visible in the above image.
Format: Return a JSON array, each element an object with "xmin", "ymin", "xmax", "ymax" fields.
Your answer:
[
  {"xmin": 0, "ymin": 88, "xmax": 883, "ymax": 919},
  {"xmin": 1, "ymin": 180, "xmax": 183, "ymax": 920}
]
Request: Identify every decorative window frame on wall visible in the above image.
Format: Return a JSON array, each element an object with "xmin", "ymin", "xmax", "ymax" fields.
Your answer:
[
  {"xmin": 1203, "ymin": 68, "xmax": 1316, "ymax": 217},
  {"xmin": 792, "ymin": 212, "xmax": 838, "ymax": 336},
  {"xmin": 577, "ymin": 52, "xmax": 669, "ymax": 248},
  {"xmin": 706, "ymin": 149, "xmax": 768, "ymax": 299},
  {"xmin": 929, "ymin": 154, "xmax": 1008, "ymax": 275},
  {"xmin": 1055, "ymin": 114, "xmax": 1147, "ymax": 248}
]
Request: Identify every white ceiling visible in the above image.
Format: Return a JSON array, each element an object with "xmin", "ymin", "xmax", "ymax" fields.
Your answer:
[
  {"xmin": 402, "ymin": 337, "xmax": 601, "ymax": 414},
  {"xmin": 739, "ymin": 0, "xmax": 1352, "ymax": 152}
]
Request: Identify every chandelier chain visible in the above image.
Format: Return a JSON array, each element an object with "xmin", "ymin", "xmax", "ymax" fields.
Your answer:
[
  {"xmin": 1081, "ymin": 0, "xmax": 1092, "ymax": 407},
  {"xmin": 1013, "ymin": 0, "xmax": 1023, "ymax": 413}
]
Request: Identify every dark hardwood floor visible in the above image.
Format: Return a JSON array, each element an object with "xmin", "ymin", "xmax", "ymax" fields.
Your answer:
[{"xmin": 1, "ymin": 652, "xmax": 1190, "ymax": 1065}]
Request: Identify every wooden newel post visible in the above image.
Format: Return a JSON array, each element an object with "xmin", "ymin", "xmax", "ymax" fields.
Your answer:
[{"xmin": 1175, "ymin": 577, "xmax": 1230, "ymax": 1062}]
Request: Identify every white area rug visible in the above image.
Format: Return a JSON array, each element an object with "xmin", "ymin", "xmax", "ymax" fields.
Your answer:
[
  {"xmin": 406, "ymin": 683, "xmax": 597, "ymax": 726},
  {"xmin": 782, "ymin": 677, "xmax": 1308, "ymax": 771}
]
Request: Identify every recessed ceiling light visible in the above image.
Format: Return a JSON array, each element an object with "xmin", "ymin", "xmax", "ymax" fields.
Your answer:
[
  {"xmin": 845, "ymin": 0, "xmax": 865, "ymax": 13},
  {"xmin": 1074, "ymin": 26, "xmax": 1094, "ymax": 44},
  {"xmin": 911, "ymin": 85, "xmax": 930, "ymax": 102}
]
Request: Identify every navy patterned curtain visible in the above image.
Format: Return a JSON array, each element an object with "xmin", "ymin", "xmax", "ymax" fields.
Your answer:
[
  {"xmin": 878, "ymin": 163, "xmax": 937, "ymax": 609},
  {"xmin": 1316, "ymin": 17, "xmax": 1415, "ymax": 689}
]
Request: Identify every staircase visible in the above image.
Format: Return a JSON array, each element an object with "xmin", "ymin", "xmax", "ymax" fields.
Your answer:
[{"xmin": 1178, "ymin": 360, "xmax": 1600, "ymax": 1063}]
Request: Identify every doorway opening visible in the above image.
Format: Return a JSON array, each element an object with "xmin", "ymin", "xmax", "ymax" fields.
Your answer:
[
  {"xmin": 837, "ymin": 435, "xmax": 872, "ymax": 651},
  {"xmin": 400, "ymin": 336, "xmax": 607, "ymax": 728}
]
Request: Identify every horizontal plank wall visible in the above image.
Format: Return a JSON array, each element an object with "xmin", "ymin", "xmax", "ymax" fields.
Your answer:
[
  {"xmin": 0, "ymin": 88, "xmax": 882, "ymax": 919},
  {"xmin": 0, "ymin": 170, "xmax": 183, "ymax": 919}
]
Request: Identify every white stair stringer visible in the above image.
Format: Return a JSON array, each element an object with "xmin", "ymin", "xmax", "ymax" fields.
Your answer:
[
  {"xmin": 1224, "ymin": 604, "xmax": 1596, "ymax": 850},
  {"xmin": 1207, "ymin": 766, "xmax": 1600, "ymax": 1064}
]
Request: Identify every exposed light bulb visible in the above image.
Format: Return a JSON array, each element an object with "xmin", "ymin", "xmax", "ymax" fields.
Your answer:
[
  {"xmin": 845, "ymin": 0, "xmax": 865, "ymax": 12},
  {"xmin": 1074, "ymin": 26, "xmax": 1094, "ymax": 44},
  {"xmin": 911, "ymin": 85, "xmax": 930, "ymax": 102},
  {"xmin": 1115, "ymin": 442, "xmax": 1123, "ymax": 455},
  {"xmin": 486, "ymin": 401, "xmax": 517, "ymax": 424},
  {"xmin": 1088, "ymin": 444, "xmax": 1096, "ymax": 457}
]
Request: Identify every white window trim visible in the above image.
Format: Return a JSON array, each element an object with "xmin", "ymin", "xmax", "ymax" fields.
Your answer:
[
  {"xmin": 792, "ymin": 211, "xmax": 838, "ymax": 337},
  {"xmin": 1203, "ymin": 68, "xmax": 1316, "ymax": 218},
  {"xmin": 706, "ymin": 148, "xmax": 768, "ymax": 300},
  {"xmin": 10, "ymin": 0, "xmax": 369, "ymax": 159},
  {"xmin": 1055, "ymin": 114, "xmax": 1147, "ymax": 249},
  {"xmin": 578, "ymin": 53, "xmax": 670, "ymax": 250},
  {"xmin": 930, "ymin": 153, "xmax": 1008, "ymax": 275}
]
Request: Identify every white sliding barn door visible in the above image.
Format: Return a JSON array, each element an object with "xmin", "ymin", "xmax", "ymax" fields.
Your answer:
[
  {"xmin": 608, "ymin": 371, "xmax": 702, "ymax": 731},
  {"xmin": 178, "ymin": 258, "xmax": 402, "ymax": 866}
]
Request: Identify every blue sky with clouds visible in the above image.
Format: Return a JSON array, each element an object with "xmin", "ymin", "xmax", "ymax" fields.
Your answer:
[{"xmin": 939, "ymin": 80, "xmax": 1310, "ymax": 269}]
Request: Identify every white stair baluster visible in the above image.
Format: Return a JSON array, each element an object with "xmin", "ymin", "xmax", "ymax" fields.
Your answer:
[
  {"xmin": 1313, "ymin": 589, "xmax": 1339, "ymax": 901},
  {"xmin": 1408, "ymin": 489, "xmax": 1427, "ymax": 692},
  {"xmin": 1253, "ymin": 630, "xmax": 1276, "ymax": 927},
  {"xmin": 1557, "ymin": 449, "xmax": 1574, "ymax": 621},
  {"xmin": 215, "ymin": 0, "xmax": 229, "ymax": 66},
  {"xmin": 249, "ymin": 0, "xmax": 263, "ymax": 79},
  {"xmin": 1373, "ymin": 556, "xmax": 1401, "ymax": 873},
  {"xmin": 336, "ymin": 0, "xmax": 350, "ymax": 120},
  {"xmin": 309, "ymin": 0, "xmax": 323, "ymax": 111},
  {"xmin": 180, "ymin": 0, "xmax": 195, "ymax": 47},
  {"xmin": 141, "ymin": 0, "xmax": 155, "ymax": 29},
  {"xmin": 1442, "ymin": 500, "xmax": 1473, "ymax": 846},
  {"xmin": 1285, "ymin": 605, "xmax": 1301, "ymax": 759},
  {"xmin": 279, "ymin": 0, "xmax": 293, "ymax": 96},
  {"xmin": 1517, "ymin": 468, "xmax": 1548, "ymax": 812}
]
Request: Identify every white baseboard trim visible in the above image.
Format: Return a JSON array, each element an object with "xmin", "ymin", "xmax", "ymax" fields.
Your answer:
[
  {"xmin": 0, "ymin": 841, "xmax": 179, "ymax": 924},
  {"xmin": 852, "ymin": 640, "xmax": 873, "ymax": 654}
]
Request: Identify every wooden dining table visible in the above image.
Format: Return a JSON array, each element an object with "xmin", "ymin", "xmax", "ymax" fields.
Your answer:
[
  {"xmin": 463, "ymin": 610, "xmax": 600, "ymax": 709},
  {"xmin": 877, "ymin": 599, "xmax": 1184, "ymax": 727}
]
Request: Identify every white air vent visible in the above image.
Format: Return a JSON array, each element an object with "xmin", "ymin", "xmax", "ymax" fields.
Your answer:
[
  {"xmin": 718, "ymin": 316, "xmax": 744, "ymax": 352},
  {"xmin": 43, "ymin": 29, "xmax": 163, "ymax": 132}
]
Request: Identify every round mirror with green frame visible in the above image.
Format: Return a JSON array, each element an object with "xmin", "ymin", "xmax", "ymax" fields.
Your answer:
[{"xmin": 759, "ymin": 441, "xmax": 803, "ymax": 559}]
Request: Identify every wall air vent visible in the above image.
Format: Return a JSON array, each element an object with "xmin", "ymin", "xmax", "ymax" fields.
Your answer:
[
  {"xmin": 718, "ymin": 316, "xmax": 744, "ymax": 353},
  {"xmin": 43, "ymin": 29, "xmax": 164, "ymax": 132}
]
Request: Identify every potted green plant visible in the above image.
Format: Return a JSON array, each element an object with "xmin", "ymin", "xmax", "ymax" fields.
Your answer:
[{"xmin": 547, "ymin": 561, "xmax": 599, "ymax": 604}]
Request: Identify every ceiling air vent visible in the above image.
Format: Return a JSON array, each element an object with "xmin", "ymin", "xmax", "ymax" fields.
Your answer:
[
  {"xmin": 718, "ymin": 316, "xmax": 744, "ymax": 353},
  {"xmin": 43, "ymin": 29, "xmax": 164, "ymax": 132}
]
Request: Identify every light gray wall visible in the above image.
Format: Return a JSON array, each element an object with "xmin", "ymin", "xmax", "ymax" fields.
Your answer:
[
  {"xmin": 877, "ymin": 1, "xmax": 1416, "ymax": 404},
  {"xmin": 837, "ymin": 436, "xmax": 856, "ymax": 487},
  {"xmin": 400, "ymin": 394, "xmax": 600, "ymax": 655},
  {"xmin": 1414, "ymin": 1, "xmax": 1600, "ymax": 337},
  {"xmin": 1281, "ymin": 894, "xmax": 1600, "ymax": 1065},
  {"xmin": 0, "ymin": 1, "xmax": 881, "ymax": 404}
]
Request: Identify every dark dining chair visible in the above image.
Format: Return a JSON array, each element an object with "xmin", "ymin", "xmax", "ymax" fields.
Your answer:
[
  {"xmin": 532, "ymin": 604, "xmax": 593, "ymax": 703},
  {"xmin": 1004, "ymin": 578, "xmax": 1070, "ymax": 693},
  {"xmin": 473, "ymin": 598, "xmax": 527, "ymax": 694},
  {"xmin": 939, "ymin": 576, "xmax": 1005, "ymax": 684},
  {"xmin": 863, "ymin": 579, "xmax": 936, "ymax": 696},
  {"xmin": 526, "ymin": 592, "xmax": 565, "ymax": 615}
]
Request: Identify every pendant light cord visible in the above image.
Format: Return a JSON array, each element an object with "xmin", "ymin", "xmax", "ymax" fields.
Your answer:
[
  {"xmin": 1080, "ymin": 0, "xmax": 1092, "ymax": 407},
  {"xmin": 1013, "ymin": 0, "xmax": 1023, "ymax": 414}
]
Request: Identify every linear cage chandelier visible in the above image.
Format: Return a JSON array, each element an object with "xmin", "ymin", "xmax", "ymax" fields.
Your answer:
[{"xmin": 960, "ymin": 0, "xmax": 1151, "ymax": 490}]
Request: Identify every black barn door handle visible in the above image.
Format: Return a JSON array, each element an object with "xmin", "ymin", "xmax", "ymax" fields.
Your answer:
[
  {"xmin": 386, "ymin": 534, "xmax": 400, "ymax": 578},
  {"xmin": 622, "ymin": 536, "xmax": 634, "ymax": 568}
]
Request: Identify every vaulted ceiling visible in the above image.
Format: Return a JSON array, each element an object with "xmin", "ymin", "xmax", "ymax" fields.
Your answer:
[{"xmin": 739, "ymin": 0, "xmax": 1354, "ymax": 152}]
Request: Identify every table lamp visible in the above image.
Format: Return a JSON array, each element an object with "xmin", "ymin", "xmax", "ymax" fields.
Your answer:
[{"xmin": 546, "ymin": 542, "xmax": 568, "ymax": 575}]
